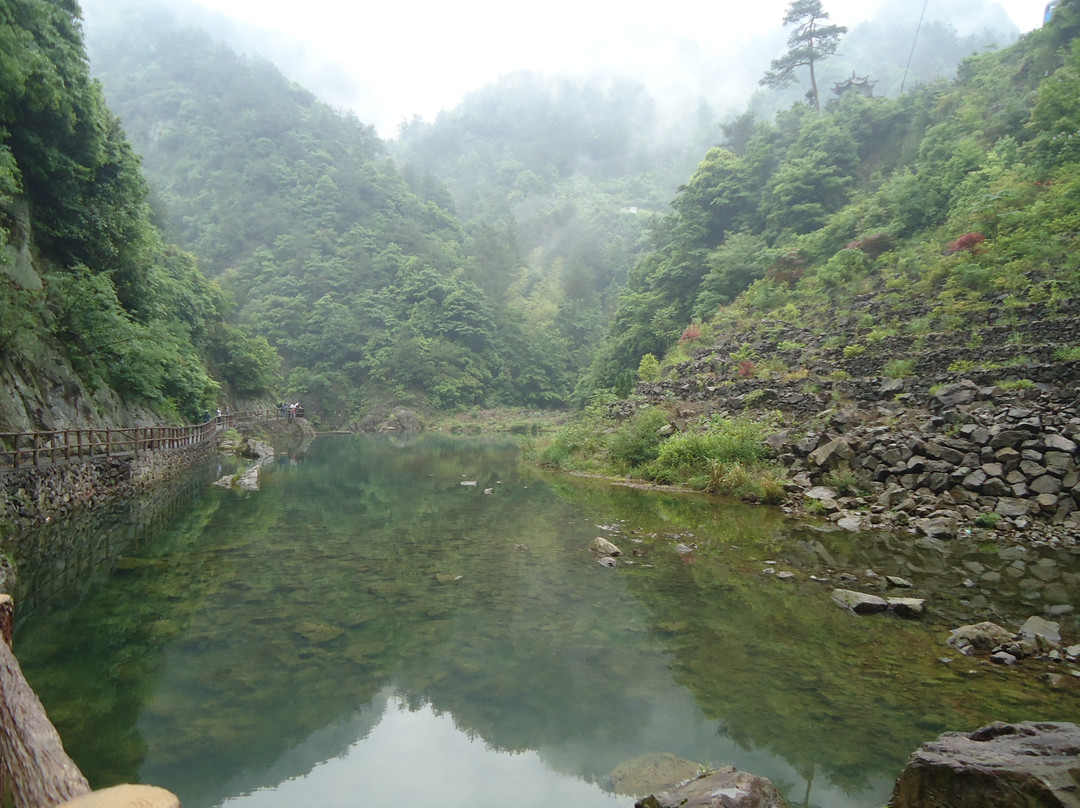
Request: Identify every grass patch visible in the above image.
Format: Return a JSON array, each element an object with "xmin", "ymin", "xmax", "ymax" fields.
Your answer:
[
  {"xmin": 996, "ymin": 378, "xmax": 1034, "ymax": 390},
  {"xmin": 645, "ymin": 415, "xmax": 788, "ymax": 502},
  {"xmin": 883, "ymin": 358, "xmax": 916, "ymax": 378}
]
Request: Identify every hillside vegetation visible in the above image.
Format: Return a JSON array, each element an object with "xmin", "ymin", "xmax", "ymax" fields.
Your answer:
[
  {"xmin": 540, "ymin": 2, "xmax": 1080, "ymax": 535},
  {"xmin": 0, "ymin": 0, "xmax": 275, "ymax": 427},
  {"xmin": 4, "ymin": 0, "xmax": 1078, "ymax": 438},
  {"xmin": 579, "ymin": 5, "xmax": 1080, "ymax": 401}
]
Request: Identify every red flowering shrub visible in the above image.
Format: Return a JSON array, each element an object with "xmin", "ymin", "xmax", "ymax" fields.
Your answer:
[
  {"xmin": 679, "ymin": 325, "xmax": 702, "ymax": 344},
  {"xmin": 943, "ymin": 232, "xmax": 985, "ymax": 256},
  {"xmin": 737, "ymin": 360, "xmax": 756, "ymax": 378}
]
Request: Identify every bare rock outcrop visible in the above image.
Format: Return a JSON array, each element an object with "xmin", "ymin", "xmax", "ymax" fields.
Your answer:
[
  {"xmin": 889, "ymin": 721, "xmax": 1080, "ymax": 808},
  {"xmin": 635, "ymin": 766, "xmax": 787, "ymax": 808}
]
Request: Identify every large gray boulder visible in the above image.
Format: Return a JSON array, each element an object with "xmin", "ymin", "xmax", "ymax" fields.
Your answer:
[
  {"xmin": 889, "ymin": 721, "xmax": 1080, "ymax": 808},
  {"xmin": 636, "ymin": 766, "xmax": 786, "ymax": 808}
]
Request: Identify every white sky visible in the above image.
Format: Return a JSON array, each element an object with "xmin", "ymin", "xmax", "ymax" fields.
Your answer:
[{"xmin": 175, "ymin": 0, "xmax": 1042, "ymax": 135}]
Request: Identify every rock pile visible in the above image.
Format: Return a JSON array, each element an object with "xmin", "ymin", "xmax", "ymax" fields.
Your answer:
[
  {"xmin": 771, "ymin": 385, "xmax": 1080, "ymax": 538},
  {"xmin": 946, "ymin": 616, "xmax": 1078, "ymax": 667},
  {"xmin": 628, "ymin": 293, "xmax": 1080, "ymax": 539}
]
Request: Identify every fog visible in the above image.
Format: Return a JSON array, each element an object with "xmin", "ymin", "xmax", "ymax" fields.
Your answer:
[{"xmin": 79, "ymin": 0, "xmax": 1037, "ymax": 138}]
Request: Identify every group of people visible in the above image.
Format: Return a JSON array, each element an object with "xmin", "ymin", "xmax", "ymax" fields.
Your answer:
[
  {"xmin": 203, "ymin": 407, "xmax": 230, "ymax": 425},
  {"xmin": 279, "ymin": 401, "xmax": 304, "ymax": 419}
]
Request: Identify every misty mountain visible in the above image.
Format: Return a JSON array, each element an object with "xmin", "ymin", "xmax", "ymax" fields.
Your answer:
[{"xmin": 81, "ymin": 6, "xmax": 610, "ymax": 415}]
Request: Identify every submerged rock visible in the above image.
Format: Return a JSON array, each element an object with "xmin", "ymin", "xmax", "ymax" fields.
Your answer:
[
  {"xmin": 889, "ymin": 721, "xmax": 1080, "ymax": 808},
  {"xmin": 590, "ymin": 536, "xmax": 622, "ymax": 557},
  {"xmin": 608, "ymin": 753, "xmax": 702, "ymax": 797}
]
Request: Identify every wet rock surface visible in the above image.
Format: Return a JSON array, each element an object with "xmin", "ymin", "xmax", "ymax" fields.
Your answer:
[
  {"xmin": 889, "ymin": 721, "xmax": 1080, "ymax": 808},
  {"xmin": 635, "ymin": 766, "xmax": 787, "ymax": 808}
]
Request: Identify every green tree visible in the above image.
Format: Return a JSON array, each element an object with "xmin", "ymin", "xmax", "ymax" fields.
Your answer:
[{"xmin": 761, "ymin": 0, "xmax": 848, "ymax": 112}]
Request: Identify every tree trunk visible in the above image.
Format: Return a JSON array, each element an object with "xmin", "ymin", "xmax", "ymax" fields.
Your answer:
[{"xmin": 0, "ymin": 595, "xmax": 92, "ymax": 808}]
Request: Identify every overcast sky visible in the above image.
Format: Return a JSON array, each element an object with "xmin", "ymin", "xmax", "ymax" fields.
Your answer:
[{"xmin": 86, "ymin": 0, "xmax": 1043, "ymax": 136}]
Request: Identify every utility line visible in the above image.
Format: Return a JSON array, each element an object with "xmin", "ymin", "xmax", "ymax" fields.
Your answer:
[{"xmin": 901, "ymin": 0, "xmax": 930, "ymax": 94}]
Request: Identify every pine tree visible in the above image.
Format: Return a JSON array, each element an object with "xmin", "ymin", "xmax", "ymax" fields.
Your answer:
[{"xmin": 760, "ymin": 0, "xmax": 847, "ymax": 112}]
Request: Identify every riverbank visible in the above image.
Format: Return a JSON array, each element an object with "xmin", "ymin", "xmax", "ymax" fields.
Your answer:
[{"xmin": 544, "ymin": 293, "xmax": 1080, "ymax": 548}]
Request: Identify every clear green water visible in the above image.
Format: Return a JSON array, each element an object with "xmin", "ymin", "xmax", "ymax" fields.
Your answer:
[{"xmin": 11, "ymin": 434, "xmax": 1080, "ymax": 808}]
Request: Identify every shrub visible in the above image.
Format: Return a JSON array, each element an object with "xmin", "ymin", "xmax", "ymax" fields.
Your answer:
[
  {"xmin": 883, "ymin": 358, "xmax": 916, "ymax": 378},
  {"xmin": 647, "ymin": 415, "xmax": 773, "ymax": 489},
  {"xmin": 766, "ymin": 249, "xmax": 806, "ymax": 287},
  {"xmin": 679, "ymin": 324, "xmax": 703, "ymax": 344},
  {"xmin": 824, "ymin": 465, "xmax": 860, "ymax": 496},
  {"xmin": 996, "ymin": 378, "xmax": 1034, "ymax": 390},
  {"xmin": 843, "ymin": 344, "xmax": 866, "ymax": 358},
  {"xmin": 606, "ymin": 407, "xmax": 671, "ymax": 472},
  {"xmin": 942, "ymin": 233, "xmax": 985, "ymax": 255},
  {"xmin": 638, "ymin": 353, "xmax": 662, "ymax": 382}
]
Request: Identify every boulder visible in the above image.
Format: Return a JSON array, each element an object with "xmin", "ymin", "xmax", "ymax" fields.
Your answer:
[
  {"xmin": 807, "ymin": 437, "xmax": 853, "ymax": 469},
  {"xmin": 590, "ymin": 537, "xmax": 622, "ymax": 557},
  {"xmin": 832, "ymin": 588, "xmax": 889, "ymax": 614},
  {"xmin": 636, "ymin": 766, "xmax": 787, "ymax": 808},
  {"xmin": 914, "ymin": 514, "xmax": 958, "ymax": 539},
  {"xmin": 1019, "ymin": 615, "xmax": 1061, "ymax": 644},
  {"xmin": 888, "ymin": 597, "xmax": 926, "ymax": 619},
  {"xmin": 947, "ymin": 622, "xmax": 1015, "ymax": 654},
  {"xmin": 888, "ymin": 721, "xmax": 1080, "ymax": 808},
  {"xmin": 933, "ymin": 382, "xmax": 975, "ymax": 409}
]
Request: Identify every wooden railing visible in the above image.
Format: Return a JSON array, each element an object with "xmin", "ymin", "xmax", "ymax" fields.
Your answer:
[{"xmin": 0, "ymin": 409, "xmax": 291, "ymax": 473}]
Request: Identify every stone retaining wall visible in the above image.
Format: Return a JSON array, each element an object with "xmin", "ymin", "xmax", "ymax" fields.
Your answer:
[{"xmin": 0, "ymin": 442, "xmax": 216, "ymax": 529}]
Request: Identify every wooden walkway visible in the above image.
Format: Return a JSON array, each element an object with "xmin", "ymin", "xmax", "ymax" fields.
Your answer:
[{"xmin": 0, "ymin": 410, "xmax": 287, "ymax": 473}]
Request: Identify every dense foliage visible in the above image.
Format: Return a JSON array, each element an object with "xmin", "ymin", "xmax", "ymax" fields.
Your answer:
[
  {"xmin": 0, "ymin": 0, "xmax": 272, "ymax": 420},
  {"xmin": 577, "ymin": 0, "xmax": 1080, "ymax": 402},
  {"xmin": 89, "ymin": 14, "xmax": 654, "ymax": 418},
  {"xmin": 6, "ymin": 0, "xmax": 1062, "ymax": 429}
]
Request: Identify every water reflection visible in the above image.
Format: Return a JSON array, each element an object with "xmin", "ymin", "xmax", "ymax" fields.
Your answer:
[
  {"xmin": 219, "ymin": 690, "xmax": 626, "ymax": 808},
  {"xmin": 10, "ymin": 434, "xmax": 1080, "ymax": 808}
]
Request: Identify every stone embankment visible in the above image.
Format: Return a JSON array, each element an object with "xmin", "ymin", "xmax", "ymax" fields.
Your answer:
[
  {"xmin": 0, "ymin": 442, "xmax": 215, "ymax": 529},
  {"xmin": 630, "ymin": 293, "xmax": 1080, "ymax": 542}
]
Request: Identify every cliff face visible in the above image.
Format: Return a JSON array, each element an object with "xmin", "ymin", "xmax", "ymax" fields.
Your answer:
[{"xmin": 1, "ymin": 201, "xmax": 153, "ymax": 436}]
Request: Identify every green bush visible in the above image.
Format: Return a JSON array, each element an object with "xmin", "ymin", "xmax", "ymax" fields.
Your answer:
[
  {"xmin": 647, "ymin": 415, "xmax": 772, "ymax": 486},
  {"xmin": 883, "ymin": 358, "xmax": 916, "ymax": 378},
  {"xmin": 637, "ymin": 353, "xmax": 662, "ymax": 382},
  {"xmin": 607, "ymin": 406, "xmax": 671, "ymax": 472}
]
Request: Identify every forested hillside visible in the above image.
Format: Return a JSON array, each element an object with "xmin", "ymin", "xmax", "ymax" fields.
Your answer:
[
  {"xmin": 0, "ymin": 0, "xmax": 274, "ymax": 429},
  {"xmin": 577, "ymin": 1, "xmax": 1080, "ymax": 404},
  {"xmin": 85, "ymin": 7, "xmax": 634, "ymax": 419},
  {"xmin": 80, "ymin": 0, "xmax": 1031, "ymax": 425},
  {"xmin": 4, "ymin": 0, "xmax": 1070, "ymax": 435}
]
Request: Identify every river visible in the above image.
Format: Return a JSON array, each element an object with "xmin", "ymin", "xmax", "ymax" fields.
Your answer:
[{"xmin": 11, "ymin": 433, "xmax": 1080, "ymax": 807}]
